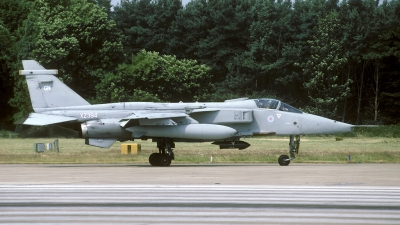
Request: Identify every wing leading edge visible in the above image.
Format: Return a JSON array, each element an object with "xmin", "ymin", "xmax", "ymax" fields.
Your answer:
[{"xmin": 119, "ymin": 112, "xmax": 198, "ymax": 127}]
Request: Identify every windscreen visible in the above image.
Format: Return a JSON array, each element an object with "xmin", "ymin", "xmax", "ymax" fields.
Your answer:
[
  {"xmin": 278, "ymin": 102, "xmax": 302, "ymax": 113},
  {"xmin": 254, "ymin": 99, "xmax": 302, "ymax": 113},
  {"xmin": 254, "ymin": 99, "xmax": 279, "ymax": 109}
]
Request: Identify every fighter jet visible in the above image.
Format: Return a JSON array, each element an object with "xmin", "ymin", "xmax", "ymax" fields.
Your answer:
[{"xmin": 18, "ymin": 60, "xmax": 354, "ymax": 166}]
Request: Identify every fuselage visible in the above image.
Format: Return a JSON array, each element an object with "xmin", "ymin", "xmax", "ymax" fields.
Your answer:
[{"xmin": 35, "ymin": 98, "xmax": 353, "ymax": 140}]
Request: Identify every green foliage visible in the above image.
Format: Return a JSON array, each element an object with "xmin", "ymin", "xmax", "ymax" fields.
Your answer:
[
  {"xmin": 340, "ymin": 125, "xmax": 400, "ymax": 138},
  {"xmin": 0, "ymin": 0, "xmax": 33, "ymax": 128},
  {"xmin": 17, "ymin": 125, "xmax": 78, "ymax": 138},
  {"xmin": 113, "ymin": 0, "xmax": 182, "ymax": 57},
  {"xmin": 7, "ymin": 0, "xmax": 124, "ymax": 121},
  {"xmin": 236, "ymin": 0, "xmax": 296, "ymax": 96},
  {"xmin": 95, "ymin": 0, "xmax": 112, "ymax": 17},
  {"xmin": 0, "ymin": 22, "xmax": 13, "ymax": 79},
  {"xmin": 30, "ymin": 0, "xmax": 124, "ymax": 95},
  {"xmin": 95, "ymin": 50, "xmax": 214, "ymax": 103},
  {"xmin": 1, "ymin": 0, "xmax": 400, "ymax": 128},
  {"xmin": 0, "ymin": 0, "xmax": 32, "ymax": 33},
  {"xmin": 302, "ymin": 11, "xmax": 351, "ymax": 119},
  {"xmin": 168, "ymin": 0, "xmax": 212, "ymax": 59},
  {"xmin": 194, "ymin": 0, "xmax": 256, "ymax": 81}
]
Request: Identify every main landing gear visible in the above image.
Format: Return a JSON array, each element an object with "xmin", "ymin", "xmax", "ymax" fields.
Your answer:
[
  {"xmin": 278, "ymin": 135, "xmax": 300, "ymax": 166},
  {"xmin": 149, "ymin": 138, "xmax": 175, "ymax": 167}
]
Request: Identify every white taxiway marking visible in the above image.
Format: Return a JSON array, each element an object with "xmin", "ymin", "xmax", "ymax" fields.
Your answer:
[{"xmin": 1, "ymin": 185, "xmax": 400, "ymax": 224}]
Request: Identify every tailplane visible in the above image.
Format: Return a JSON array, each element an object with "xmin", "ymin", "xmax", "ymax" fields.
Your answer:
[{"xmin": 20, "ymin": 60, "xmax": 90, "ymax": 111}]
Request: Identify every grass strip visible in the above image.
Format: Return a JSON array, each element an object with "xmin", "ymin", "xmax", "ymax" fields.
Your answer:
[{"xmin": 0, "ymin": 136, "xmax": 399, "ymax": 164}]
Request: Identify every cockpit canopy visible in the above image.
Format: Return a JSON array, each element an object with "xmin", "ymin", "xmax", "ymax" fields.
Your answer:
[{"xmin": 254, "ymin": 98, "xmax": 303, "ymax": 114}]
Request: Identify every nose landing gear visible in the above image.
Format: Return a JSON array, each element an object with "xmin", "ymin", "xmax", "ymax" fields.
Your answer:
[{"xmin": 278, "ymin": 135, "xmax": 300, "ymax": 166}]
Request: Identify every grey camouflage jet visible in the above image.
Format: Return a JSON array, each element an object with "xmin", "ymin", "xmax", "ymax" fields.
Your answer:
[{"xmin": 18, "ymin": 60, "xmax": 354, "ymax": 166}]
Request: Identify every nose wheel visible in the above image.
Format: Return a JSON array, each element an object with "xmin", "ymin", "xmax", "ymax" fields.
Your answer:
[
  {"xmin": 278, "ymin": 135, "xmax": 300, "ymax": 166},
  {"xmin": 278, "ymin": 155, "xmax": 290, "ymax": 166}
]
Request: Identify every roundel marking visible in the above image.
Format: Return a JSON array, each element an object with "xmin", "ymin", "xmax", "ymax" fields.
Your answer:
[{"xmin": 267, "ymin": 115, "xmax": 274, "ymax": 123}]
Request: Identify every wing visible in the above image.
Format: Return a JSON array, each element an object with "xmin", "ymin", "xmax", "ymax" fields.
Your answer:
[
  {"xmin": 124, "ymin": 112, "xmax": 189, "ymax": 120},
  {"xmin": 15, "ymin": 113, "xmax": 77, "ymax": 126},
  {"xmin": 191, "ymin": 108, "xmax": 220, "ymax": 113},
  {"xmin": 120, "ymin": 112, "xmax": 198, "ymax": 127}
]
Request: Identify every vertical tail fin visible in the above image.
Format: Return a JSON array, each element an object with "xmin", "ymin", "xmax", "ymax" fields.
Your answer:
[{"xmin": 20, "ymin": 60, "xmax": 90, "ymax": 111}]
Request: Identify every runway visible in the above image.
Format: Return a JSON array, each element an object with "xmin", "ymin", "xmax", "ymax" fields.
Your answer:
[
  {"xmin": 1, "ymin": 185, "xmax": 400, "ymax": 224},
  {"xmin": 1, "ymin": 164, "xmax": 400, "ymax": 224}
]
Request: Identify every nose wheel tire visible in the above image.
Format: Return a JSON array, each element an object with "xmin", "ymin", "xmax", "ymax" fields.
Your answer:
[{"xmin": 278, "ymin": 155, "xmax": 290, "ymax": 166}]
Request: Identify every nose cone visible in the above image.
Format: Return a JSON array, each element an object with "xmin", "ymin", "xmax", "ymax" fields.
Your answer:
[{"xmin": 301, "ymin": 113, "xmax": 353, "ymax": 135}]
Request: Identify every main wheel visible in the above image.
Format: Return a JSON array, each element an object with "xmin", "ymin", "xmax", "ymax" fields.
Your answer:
[
  {"xmin": 159, "ymin": 155, "xmax": 171, "ymax": 167},
  {"xmin": 278, "ymin": 155, "xmax": 290, "ymax": 166},
  {"xmin": 149, "ymin": 153, "xmax": 160, "ymax": 166}
]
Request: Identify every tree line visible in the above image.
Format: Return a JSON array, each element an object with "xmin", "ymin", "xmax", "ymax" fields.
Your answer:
[{"xmin": 0, "ymin": 0, "xmax": 399, "ymax": 130}]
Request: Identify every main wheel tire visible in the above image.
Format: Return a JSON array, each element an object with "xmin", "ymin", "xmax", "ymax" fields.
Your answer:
[
  {"xmin": 159, "ymin": 155, "xmax": 171, "ymax": 167},
  {"xmin": 149, "ymin": 153, "xmax": 160, "ymax": 166},
  {"xmin": 278, "ymin": 155, "xmax": 290, "ymax": 166}
]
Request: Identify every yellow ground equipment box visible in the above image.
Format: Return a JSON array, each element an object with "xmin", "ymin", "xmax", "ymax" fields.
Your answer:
[{"xmin": 121, "ymin": 143, "xmax": 141, "ymax": 154}]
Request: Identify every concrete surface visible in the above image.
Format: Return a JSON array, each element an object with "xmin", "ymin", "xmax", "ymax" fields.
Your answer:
[
  {"xmin": 0, "ymin": 164, "xmax": 399, "ymax": 186},
  {"xmin": 1, "ymin": 164, "xmax": 400, "ymax": 224}
]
